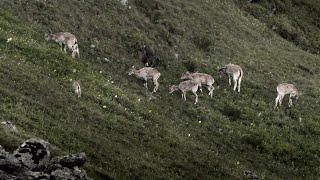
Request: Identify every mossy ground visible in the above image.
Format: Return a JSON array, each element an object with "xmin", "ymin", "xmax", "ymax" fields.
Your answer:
[{"xmin": 0, "ymin": 0, "xmax": 319, "ymax": 179}]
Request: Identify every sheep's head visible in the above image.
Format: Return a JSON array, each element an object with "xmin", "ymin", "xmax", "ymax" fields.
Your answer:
[
  {"xmin": 44, "ymin": 33, "xmax": 54, "ymax": 41},
  {"xmin": 294, "ymin": 91, "xmax": 302, "ymax": 100},
  {"xmin": 180, "ymin": 71, "xmax": 191, "ymax": 80},
  {"xmin": 169, "ymin": 85, "xmax": 178, "ymax": 94},
  {"xmin": 218, "ymin": 68, "xmax": 227, "ymax": 77},
  {"xmin": 128, "ymin": 66, "xmax": 136, "ymax": 75},
  {"xmin": 73, "ymin": 80, "xmax": 80, "ymax": 87}
]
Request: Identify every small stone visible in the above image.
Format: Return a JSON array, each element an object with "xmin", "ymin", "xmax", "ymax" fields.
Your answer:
[
  {"xmin": 188, "ymin": 134, "xmax": 191, "ymax": 137},
  {"xmin": 244, "ymin": 170, "xmax": 259, "ymax": 179},
  {"xmin": 198, "ymin": 121, "xmax": 201, "ymax": 124},
  {"xmin": 1, "ymin": 121, "xmax": 18, "ymax": 133},
  {"xmin": 104, "ymin": 58, "xmax": 110, "ymax": 62},
  {"xmin": 90, "ymin": 44, "xmax": 96, "ymax": 48},
  {"xmin": 120, "ymin": 0, "xmax": 128, "ymax": 6},
  {"xmin": 103, "ymin": 105, "xmax": 107, "ymax": 109}
]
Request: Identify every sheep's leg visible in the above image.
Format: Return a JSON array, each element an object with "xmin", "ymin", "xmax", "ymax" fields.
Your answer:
[
  {"xmin": 196, "ymin": 83, "xmax": 202, "ymax": 93},
  {"xmin": 78, "ymin": 87, "xmax": 81, "ymax": 98},
  {"xmin": 288, "ymin": 94, "xmax": 293, "ymax": 107},
  {"xmin": 275, "ymin": 95, "xmax": 280, "ymax": 108},
  {"xmin": 183, "ymin": 92, "xmax": 187, "ymax": 101},
  {"xmin": 193, "ymin": 90, "xmax": 198, "ymax": 104},
  {"xmin": 233, "ymin": 77, "xmax": 237, "ymax": 91},
  {"xmin": 237, "ymin": 75, "xmax": 242, "ymax": 93},
  {"xmin": 208, "ymin": 85, "xmax": 214, "ymax": 98},
  {"xmin": 228, "ymin": 75, "xmax": 232, "ymax": 86},
  {"xmin": 71, "ymin": 51, "xmax": 76, "ymax": 58},
  {"xmin": 73, "ymin": 45, "xmax": 80, "ymax": 58},
  {"xmin": 153, "ymin": 78, "xmax": 159, "ymax": 93},
  {"xmin": 59, "ymin": 42, "xmax": 64, "ymax": 51},
  {"xmin": 288, "ymin": 98, "xmax": 293, "ymax": 107},
  {"xmin": 144, "ymin": 79, "xmax": 148, "ymax": 89},
  {"xmin": 279, "ymin": 95, "xmax": 284, "ymax": 106},
  {"xmin": 63, "ymin": 43, "xmax": 67, "ymax": 53}
]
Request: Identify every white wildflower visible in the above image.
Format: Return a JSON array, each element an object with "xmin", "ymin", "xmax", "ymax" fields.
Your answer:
[{"xmin": 7, "ymin": 38, "xmax": 12, "ymax": 43}]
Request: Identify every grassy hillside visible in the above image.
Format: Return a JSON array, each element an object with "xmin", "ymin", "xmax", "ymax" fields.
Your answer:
[
  {"xmin": 237, "ymin": 0, "xmax": 320, "ymax": 54},
  {"xmin": 0, "ymin": 0, "xmax": 319, "ymax": 179}
]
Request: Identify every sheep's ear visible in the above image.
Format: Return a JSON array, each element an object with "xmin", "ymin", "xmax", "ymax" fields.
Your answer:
[{"xmin": 131, "ymin": 65, "xmax": 135, "ymax": 68}]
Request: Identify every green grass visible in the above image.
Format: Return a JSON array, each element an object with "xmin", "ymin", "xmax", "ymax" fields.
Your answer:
[{"xmin": 0, "ymin": 0, "xmax": 319, "ymax": 179}]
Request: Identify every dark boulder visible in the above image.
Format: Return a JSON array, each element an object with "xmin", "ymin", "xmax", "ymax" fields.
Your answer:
[
  {"xmin": 0, "ymin": 138, "xmax": 91, "ymax": 179},
  {"xmin": 13, "ymin": 138, "xmax": 50, "ymax": 170}
]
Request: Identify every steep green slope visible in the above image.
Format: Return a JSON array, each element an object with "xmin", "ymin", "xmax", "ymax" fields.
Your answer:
[
  {"xmin": 237, "ymin": 0, "xmax": 320, "ymax": 54},
  {"xmin": 0, "ymin": 0, "xmax": 319, "ymax": 179}
]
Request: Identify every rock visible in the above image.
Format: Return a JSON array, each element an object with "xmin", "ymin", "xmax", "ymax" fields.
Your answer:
[
  {"xmin": 244, "ymin": 170, "xmax": 259, "ymax": 179},
  {"xmin": 51, "ymin": 167, "xmax": 90, "ymax": 180},
  {"xmin": 24, "ymin": 170, "xmax": 50, "ymax": 179},
  {"xmin": 13, "ymin": 138, "xmax": 50, "ymax": 170},
  {"xmin": 1, "ymin": 121, "xmax": 18, "ymax": 133},
  {"xmin": 0, "ymin": 146, "xmax": 23, "ymax": 173},
  {"xmin": 0, "ymin": 170, "xmax": 17, "ymax": 180},
  {"xmin": 120, "ymin": 0, "xmax": 128, "ymax": 6},
  {"xmin": 104, "ymin": 57, "xmax": 111, "ymax": 63},
  {"xmin": 0, "ymin": 138, "xmax": 91, "ymax": 179},
  {"xmin": 52, "ymin": 152, "xmax": 87, "ymax": 169}
]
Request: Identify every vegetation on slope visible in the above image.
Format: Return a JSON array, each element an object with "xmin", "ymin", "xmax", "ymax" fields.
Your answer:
[
  {"xmin": 0, "ymin": 0, "xmax": 319, "ymax": 179},
  {"xmin": 237, "ymin": 0, "xmax": 320, "ymax": 54}
]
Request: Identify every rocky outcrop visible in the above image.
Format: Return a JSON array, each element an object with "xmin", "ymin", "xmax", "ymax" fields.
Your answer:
[{"xmin": 0, "ymin": 138, "xmax": 91, "ymax": 179}]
